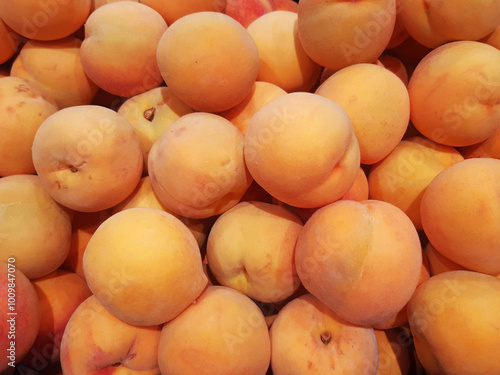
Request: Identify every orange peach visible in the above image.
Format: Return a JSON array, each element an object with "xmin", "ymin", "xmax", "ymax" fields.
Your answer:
[
  {"xmin": 149, "ymin": 112, "xmax": 252, "ymax": 219},
  {"xmin": 21, "ymin": 270, "xmax": 92, "ymax": 367},
  {"xmin": 217, "ymin": 81, "xmax": 287, "ymax": 134},
  {"xmin": 270, "ymin": 293, "xmax": 379, "ymax": 374},
  {"xmin": 158, "ymin": 286, "xmax": 271, "ymax": 375},
  {"xmin": 0, "ymin": 261, "xmax": 40, "ymax": 370},
  {"xmin": 225, "ymin": 0, "xmax": 275, "ymax": 28},
  {"xmin": 244, "ymin": 92, "xmax": 360, "ymax": 208},
  {"xmin": 60, "ymin": 295, "xmax": 161, "ymax": 374},
  {"xmin": 297, "ymin": 0, "xmax": 396, "ymax": 71},
  {"xmin": 0, "ymin": 175, "xmax": 72, "ymax": 279},
  {"xmin": 0, "ymin": 19, "xmax": 19, "ymax": 64},
  {"xmin": 295, "ymin": 199, "xmax": 422, "ymax": 327},
  {"xmin": 32, "ymin": 105, "xmax": 143, "ymax": 212},
  {"xmin": 408, "ymin": 41, "xmax": 500, "ymax": 147},
  {"xmin": 81, "ymin": 2, "xmax": 167, "ymax": 97},
  {"xmin": 111, "ymin": 176, "xmax": 213, "ymax": 249},
  {"xmin": 0, "ymin": 76, "xmax": 59, "ymax": 176},
  {"xmin": 61, "ymin": 210, "xmax": 111, "ymax": 280},
  {"xmin": 207, "ymin": 201, "xmax": 303, "ymax": 303},
  {"xmin": 156, "ymin": 11, "xmax": 259, "ymax": 112},
  {"xmin": 420, "ymin": 158, "xmax": 500, "ymax": 275},
  {"xmin": 398, "ymin": 0, "xmax": 500, "ymax": 48},
  {"xmin": 316, "ymin": 63, "xmax": 410, "ymax": 165},
  {"xmin": 117, "ymin": 86, "xmax": 193, "ymax": 172},
  {"xmin": 368, "ymin": 136, "xmax": 464, "ymax": 230},
  {"xmin": 424, "ymin": 242, "xmax": 467, "ymax": 276},
  {"xmin": 407, "ymin": 271, "xmax": 500, "ymax": 375},
  {"xmin": 0, "ymin": 0, "xmax": 91, "ymax": 41},
  {"xmin": 247, "ymin": 10, "xmax": 322, "ymax": 92},
  {"xmin": 83, "ymin": 208, "xmax": 208, "ymax": 326},
  {"xmin": 459, "ymin": 125, "xmax": 500, "ymax": 159},
  {"xmin": 10, "ymin": 37, "xmax": 98, "ymax": 109},
  {"xmin": 374, "ymin": 328, "xmax": 412, "ymax": 375},
  {"xmin": 140, "ymin": 0, "xmax": 227, "ymax": 26}
]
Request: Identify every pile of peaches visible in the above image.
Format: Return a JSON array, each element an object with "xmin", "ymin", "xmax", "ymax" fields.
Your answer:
[{"xmin": 1, "ymin": 0, "xmax": 500, "ymax": 374}]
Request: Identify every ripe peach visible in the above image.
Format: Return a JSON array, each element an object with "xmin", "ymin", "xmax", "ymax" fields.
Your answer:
[
  {"xmin": 158, "ymin": 286, "xmax": 271, "ymax": 375},
  {"xmin": 316, "ymin": 63, "xmax": 410, "ymax": 165},
  {"xmin": 408, "ymin": 41, "xmax": 500, "ymax": 147},
  {"xmin": 424, "ymin": 242, "xmax": 467, "ymax": 276},
  {"xmin": 117, "ymin": 86, "xmax": 193, "ymax": 172},
  {"xmin": 111, "ymin": 176, "xmax": 213, "ymax": 249},
  {"xmin": 10, "ymin": 37, "xmax": 98, "ymax": 109},
  {"xmin": 60, "ymin": 295, "xmax": 162, "ymax": 374},
  {"xmin": 297, "ymin": 0, "xmax": 396, "ymax": 71},
  {"xmin": 225, "ymin": 0, "xmax": 275, "ymax": 28},
  {"xmin": 83, "ymin": 208, "xmax": 208, "ymax": 326},
  {"xmin": 149, "ymin": 112, "xmax": 252, "ymax": 219},
  {"xmin": 0, "ymin": 0, "xmax": 91, "ymax": 41},
  {"xmin": 407, "ymin": 271, "xmax": 500, "ymax": 375},
  {"xmin": 295, "ymin": 199, "xmax": 422, "ymax": 327},
  {"xmin": 21, "ymin": 270, "xmax": 92, "ymax": 367},
  {"xmin": 0, "ymin": 19, "xmax": 19, "ymax": 64},
  {"xmin": 420, "ymin": 158, "xmax": 500, "ymax": 275},
  {"xmin": 0, "ymin": 77, "xmax": 59, "ymax": 176},
  {"xmin": 140, "ymin": 0, "xmax": 227, "ymax": 26},
  {"xmin": 270, "ymin": 293, "xmax": 379, "ymax": 374},
  {"xmin": 368, "ymin": 136, "xmax": 464, "ymax": 230},
  {"xmin": 0, "ymin": 175, "xmax": 72, "ymax": 279},
  {"xmin": 156, "ymin": 11, "xmax": 259, "ymax": 112},
  {"xmin": 32, "ymin": 105, "xmax": 143, "ymax": 212},
  {"xmin": 374, "ymin": 328, "xmax": 412, "ymax": 375},
  {"xmin": 459, "ymin": 125, "xmax": 500, "ymax": 159},
  {"xmin": 244, "ymin": 92, "xmax": 360, "ymax": 208},
  {"xmin": 207, "ymin": 201, "xmax": 303, "ymax": 302},
  {"xmin": 217, "ymin": 81, "xmax": 287, "ymax": 135},
  {"xmin": 398, "ymin": 0, "xmax": 500, "ymax": 48},
  {"xmin": 247, "ymin": 10, "xmax": 322, "ymax": 93},
  {"xmin": 81, "ymin": 2, "xmax": 167, "ymax": 97},
  {"xmin": 0, "ymin": 261, "xmax": 40, "ymax": 371}
]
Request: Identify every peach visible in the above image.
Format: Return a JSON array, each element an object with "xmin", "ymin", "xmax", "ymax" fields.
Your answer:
[
  {"xmin": 375, "ymin": 54, "xmax": 409, "ymax": 86},
  {"xmin": 117, "ymin": 86, "xmax": 194, "ymax": 172},
  {"xmin": 398, "ymin": 0, "xmax": 500, "ymax": 48},
  {"xmin": 316, "ymin": 63, "xmax": 410, "ymax": 165},
  {"xmin": 225, "ymin": 0, "xmax": 275, "ymax": 28},
  {"xmin": 158, "ymin": 286, "xmax": 271, "ymax": 375},
  {"xmin": 0, "ymin": 0, "xmax": 90, "ymax": 41},
  {"xmin": 10, "ymin": 37, "xmax": 99, "ymax": 109},
  {"xmin": 374, "ymin": 328, "xmax": 412, "ymax": 375},
  {"xmin": 407, "ymin": 270, "xmax": 500, "ymax": 375},
  {"xmin": 0, "ymin": 261, "xmax": 40, "ymax": 371},
  {"xmin": 295, "ymin": 199, "xmax": 422, "ymax": 327},
  {"xmin": 0, "ymin": 76, "xmax": 59, "ymax": 176},
  {"xmin": 408, "ymin": 41, "xmax": 500, "ymax": 147},
  {"xmin": 83, "ymin": 208, "xmax": 208, "ymax": 326},
  {"xmin": 149, "ymin": 112, "xmax": 252, "ymax": 219},
  {"xmin": 0, "ymin": 175, "xmax": 72, "ymax": 279},
  {"xmin": 217, "ymin": 81, "xmax": 287, "ymax": 134},
  {"xmin": 60, "ymin": 295, "xmax": 161, "ymax": 374},
  {"xmin": 32, "ymin": 105, "xmax": 143, "ymax": 212},
  {"xmin": 459, "ymin": 125, "xmax": 500, "ymax": 159},
  {"xmin": 111, "ymin": 176, "xmax": 213, "ymax": 249},
  {"xmin": 81, "ymin": 2, "xmax": 167, "ymax": 97},
  {"xmin": 297, "ymin": 0, "xmax": 396, "ymax": 71},
  {"xmin": 368, "ymin": 136, "xmax": 464, "ymax": 230},
  {"xmin": 247, "ymin": 10, "xmax": 322, "ymax": 93},
  {"xmin": 0, "ymin": 19, "xmax": 19, "ymax": 64},
  {"xmin": 207, "ymin": 201, "xmax": 303, "ymax": 302},
  {"xmin": 244, "ymin": 92, "xmax": 360, "ymax": 208},
  {"xmin": 140, "ymin": 0, "xmax": 227, "ymax": 26},
  {"xmin": 424, "ymin": 242, "xmax": 467, "ymax": 276},
  {"xmin": 21, "ymin": 270, "xmax": 92, "ymax": 367},
  {"xmin": 420, "ymin": 158, "xmax": 500, "ymax": 275},
  {"xmin": 61, "ymin": 209, "xmax": 111, "ymax": 280},
  {"xmin": 270, "ymin": 293, "xmax": 379, "ymax": 374},
  {"xmin": 156, "ymin": 11, "xmax": 259, "ymax": 112}
]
